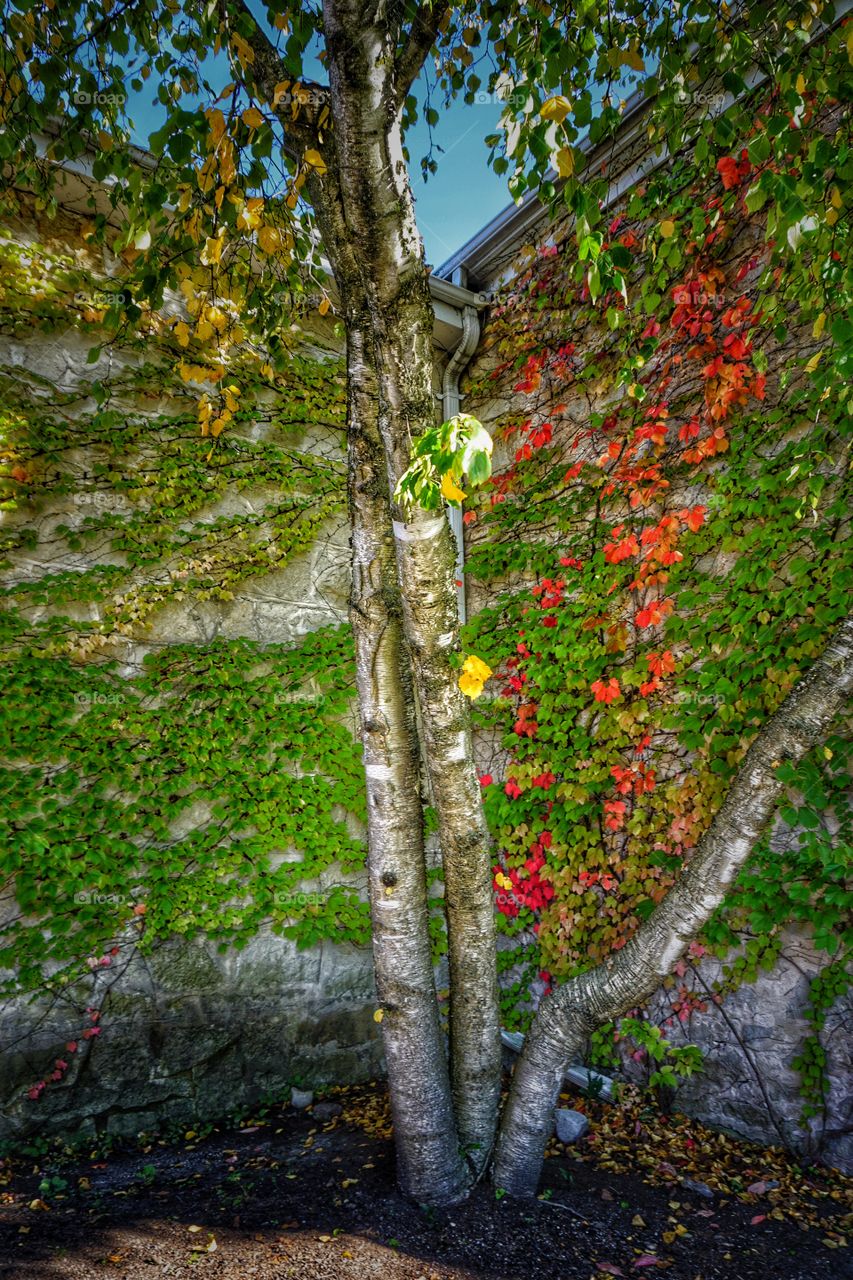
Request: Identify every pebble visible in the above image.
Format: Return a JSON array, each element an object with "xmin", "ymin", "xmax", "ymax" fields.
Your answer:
[{"xmin": 554, "ymin": 1109, "xmax": 590, "ymax": 1144}]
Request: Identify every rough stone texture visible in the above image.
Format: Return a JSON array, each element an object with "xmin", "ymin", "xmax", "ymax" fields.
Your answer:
[
  {"xmin": 0, "ymin": 203, "xmax": 381, "ymax": 1143},
  {"xmin": 0, "ymin": 933, "xmax": 381, "ymax": 1141},
  {"xmin": 2, "ymin": 184, "xmax": 849, "ymax": 1170},
  {"xmin": 639, "ymin": 929, "xmax": 853, "ymax": 1174}
]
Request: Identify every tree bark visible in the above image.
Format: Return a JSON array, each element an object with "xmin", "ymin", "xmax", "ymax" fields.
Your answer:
[
  {"xmin": 493, "ymin": 614, "xmax": 853, "ymax": 1197},
  {"xmin": 343, "ymin": 315, "xmax": 469, "ymax": 1205},
  {"xmin": 319, "ymin": 0, "xmax": 502, "ymax": 1173}
]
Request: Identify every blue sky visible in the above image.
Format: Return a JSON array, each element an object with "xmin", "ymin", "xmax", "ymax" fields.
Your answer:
[
  {"xmin": 121, "ymin": 37, "xmax": 514, "ymax": 272},
  {"xmin": 403, "ymin": 99, "xmax": 513, "ymax": 269}
]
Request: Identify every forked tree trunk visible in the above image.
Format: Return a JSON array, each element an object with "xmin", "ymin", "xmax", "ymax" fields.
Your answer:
[
  {"xmin": 248, "ymin": 1, "xmax": 485, "ymax": 1203},
  {"xmin": 493, "ymin": 614, "xmax": 853, "ymax": 1196},
  {"xmin": 319, "ymin": 1, "xmax": 502, "ymax": 1175},
  {"xmin": 343, "ymin": 310, "xmax": 469, "ymax": 1205}
]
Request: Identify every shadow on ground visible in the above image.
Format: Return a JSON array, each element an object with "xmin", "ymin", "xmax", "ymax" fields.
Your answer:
[{"xmin": 1, "ymin": 1083, "xmax": 849, "ymax": 1279}]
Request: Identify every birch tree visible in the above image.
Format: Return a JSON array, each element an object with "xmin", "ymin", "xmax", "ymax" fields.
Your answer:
[{"xmin": 4, "ymin": 0, "xmax": 851, "ymax": 1206}]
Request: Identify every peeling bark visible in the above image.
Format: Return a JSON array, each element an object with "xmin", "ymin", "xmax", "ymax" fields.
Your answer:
[
  {"xmin": 493, "ymin": 615, "xmax": 853, "ymax": 1197},
  {"xmin": 318, "ymin": 0, "xmax": 502, "ymax": 1172}
]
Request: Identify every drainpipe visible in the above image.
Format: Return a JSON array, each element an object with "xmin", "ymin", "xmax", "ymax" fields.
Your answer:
[{"xmin": 442, "ymin": 300, "xmax": 480, "ymax": 623}]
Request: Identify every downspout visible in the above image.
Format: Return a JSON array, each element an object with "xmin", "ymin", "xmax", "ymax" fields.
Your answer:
[{"xmin": 442, "ymin": 302, "xmax": 480, "ymax": 624}]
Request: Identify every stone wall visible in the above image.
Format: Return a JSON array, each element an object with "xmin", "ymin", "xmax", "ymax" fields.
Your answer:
[
  {"xmin": 1, "ymin": 169, "xmax": 848, "ymax": 1176},
  {"xmin": 1, "ymin": 935, "xmax": 380, "ymax": 1142},
  {"xmin": 0, "ymin": 191, "xmax": 384, "ymax": 1141}
]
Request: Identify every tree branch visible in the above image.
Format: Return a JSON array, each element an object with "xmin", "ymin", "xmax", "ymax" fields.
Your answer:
[
  {"xmin": 494, "ymin": 613, "xmax": 853, "ymax": 1196},
  {"xmin": 223, "ymin": 0, "xmax": 329, "ymax": 156},
  {"xmin": 393, "ymin": 0, "xmax": 451, "ymax": 107}
]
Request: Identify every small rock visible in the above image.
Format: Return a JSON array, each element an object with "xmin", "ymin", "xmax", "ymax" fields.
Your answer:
[
  {"xmin": 554, "ymin": 1108, "xmax": 590, "ymax": 1144},
  {"xmin": 291, "ymin": 1087, "xmax": 314, "ymax": 1110},
  {"xmin": 682, "ymin": 1178, "xmax": 715, "ymax": 1200},
  {"xmin": 312, "ymin": 1101, "xmax": 343, "ymax": 1120}
]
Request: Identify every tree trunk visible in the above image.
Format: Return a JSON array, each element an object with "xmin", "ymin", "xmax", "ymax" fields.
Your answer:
[
  {"xmin": 318, "ymin": 1, "xmax": 502, "ymax": 1173},
  {"xmin": 343, "ymin": 311, "xmax": 469, "ymax": 1206},
  {"xmin": 493, "ymin": 614, "xmax": 853, "ymax": 1197}
]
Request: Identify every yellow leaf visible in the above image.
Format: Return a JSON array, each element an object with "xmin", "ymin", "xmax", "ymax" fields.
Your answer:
[
  {"xmin": 826, "ymin": 207, "xmax": 839, "ymax": 226},
  {"xmin": 303, "ymin": 149, "xmax": 327, "ymax": 176},
  {"xmin": 273, "ymin": 80, "xmax": 290, "ymax": 105},
  {"xmin": 459, "ymin": 653, "xmax": 492, "ymax": 699},
  {"xmin": 660, "ymin": 219, "xmax": 676, "ymax": 238},
  {"xmin": 97, "ymin": 130, "xmax": 113, "ymax": 152},
  {"xmin": 540, "ymin": 95, "xmax": 572, "ymax": 124},
  {"xmin": 205, "ymin": 108, "xmax": 226, "ymax": 145},
  {"xmin": 206, "ymin": 305, "xmax": 227, "ymax": 332},
  {"xmin": 174, "ymin": 321, "xmax": 190, "ymax": 348},
  {"xmin": 440, "ymin": 472, "xmax": 466, "ymax": 502},
  {"xmin": 231, "ymin": 32, "xmax": 255, "ymax": 68},
  {"xmin": 812, "ymin": 311, "xmax": 826, "ymax": 339},
  {"xmin": 795, "ymin": 72, "xmax": 806, "ymax": 94},
  {"xmin": 318, "ymin": 296, "xmax": 331, "ymax": 316},
  {"xmin": 242, "ymin": 107, "xmax": 265, "ymax": 129},
  {"xmin": 458, "ymin": 673, "xmax": 485, "ymax": 699},
  {"xmin": 623, "ymin": 46, "xmax": 645, "ymax": 72},
  {"xmin": 831, "ymin": 185, "xmax": 843, "ymax": 209},
  {"xmin": 256, "ymin": 225, "xmax": 292, "ymax": 256},
  {"xmin": 202, "ymin": 233, "xmax": 224, "ymax": 265},
  {"xmin": 554, "ymin": 146, "xmax": 574, "ymax": 178},
  {"xmin": 274, "ymin": 13, "xmax": 288, "ymax": 29},
  {"xmin": 805, "ymin": 349, "xmax": 823, "ymax": 374},
  {"xmin": 373, "ymin": 1009, "xmax": 383, "ymax": 1023}
]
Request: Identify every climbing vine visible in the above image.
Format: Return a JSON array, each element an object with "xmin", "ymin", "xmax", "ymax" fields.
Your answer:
[
  {"xmin": 0, "ymin": 198, "xmax": 370, "ymax": 1044},
  {"xmin": 461, "ymin": 52, "xmax": 851, "ymax": 1137}
]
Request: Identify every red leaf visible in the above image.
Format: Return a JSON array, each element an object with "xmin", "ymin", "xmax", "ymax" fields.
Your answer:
[{"xmin": 750, "ymin": 1214, "xmax": 766, "ymax": 1225}]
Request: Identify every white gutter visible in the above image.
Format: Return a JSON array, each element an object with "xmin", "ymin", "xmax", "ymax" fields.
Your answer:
[{"xmin": 441, "ymin": 292, "xmax": 481, "ymax": 624}]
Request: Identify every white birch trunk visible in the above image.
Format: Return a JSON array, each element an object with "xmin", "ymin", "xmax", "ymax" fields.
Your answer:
[{"xmin": 317, "ymin": 0, "xmax": 502, "ymax": 1173}]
